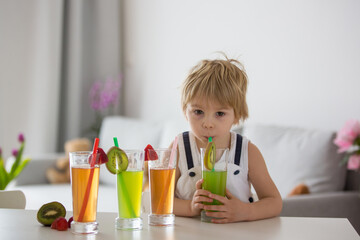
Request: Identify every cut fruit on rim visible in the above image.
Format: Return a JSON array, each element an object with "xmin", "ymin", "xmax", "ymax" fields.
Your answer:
[
  {"xmin": 106, "ymin": 146, "xmax": 128, "ymax": 174},
  {"xmin": 88, "ymin": 147, "xmax": 108, "ymax": 165},
  {"xmin": 144, "ymin": 144, "xmax": 158, "ymax": 161},
  {"xmin": 204, "ymin": 141, "xmax": 216, "ymax": 171},
  {"xmin": 96, "ymin": 148, "xmax": 108, "ymax": 164}
]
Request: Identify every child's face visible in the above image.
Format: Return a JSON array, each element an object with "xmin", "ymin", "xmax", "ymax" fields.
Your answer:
[{"xmin": 185, "ymin": 96, "xmax": 238, "ymax": 149}]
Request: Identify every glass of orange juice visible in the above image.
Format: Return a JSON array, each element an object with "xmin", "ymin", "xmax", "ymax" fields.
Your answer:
[
  {"xmin": 69, "ymin": 151, "xmax": 100, "ymax": 234},
  {"xmin": 148, "ymin": 148, "xmax": 177, "ymax": 226}
]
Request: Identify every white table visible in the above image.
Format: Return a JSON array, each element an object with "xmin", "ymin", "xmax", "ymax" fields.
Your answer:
[{"xmin": 0, "ymin": 209, "xmax": 359, "ymax": 240}]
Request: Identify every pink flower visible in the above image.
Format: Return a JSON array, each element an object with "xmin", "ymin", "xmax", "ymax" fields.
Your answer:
[
  {"xmin": 89, "ymin": 76, "xmax": 122, "ymax": 112},
  {"xmin": 12, "ymin": 149, "xmax": 18, "ymax": 157},
  {"xmin": 334, "ymin": 119, "xmax": 360, "ymax": 153},
  {"xmin": 18, "ymin": 133, "xmax": 24, "ymax": 143},
  {"xmin": 347, "ymin": 155, "xmax": 360, "ymax": 170}
]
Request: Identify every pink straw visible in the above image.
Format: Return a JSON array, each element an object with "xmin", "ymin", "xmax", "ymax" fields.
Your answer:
[
  {"xmin": 169, "ymin": 136, "xmax": 178, "ymax": 167},
  {"xmin": 78, "ymin": 138, "xmax": 99, "ymax": 222},
  {"xmin": 155, "ymin": 137, "xmax": 178, "ymax": 213}
]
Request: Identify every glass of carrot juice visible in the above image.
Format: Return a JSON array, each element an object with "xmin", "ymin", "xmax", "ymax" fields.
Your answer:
[
  {"xmin": 148, "ymin": 148, "xmax": 177, "ymax": 226},
  {"xmin": 69, "ymin": 151, "xmax": 100, "ymax": 234}
]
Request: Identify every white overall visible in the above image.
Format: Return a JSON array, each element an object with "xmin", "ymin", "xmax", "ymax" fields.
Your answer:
[{"xmin": 175, "ymin": 131, "xmax": 253, "ymax": 203}]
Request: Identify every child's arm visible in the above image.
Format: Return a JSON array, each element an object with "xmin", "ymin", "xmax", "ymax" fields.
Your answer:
[
  {"xmin": 174, "ymin": 179, "xmax": 213, "ymax": 217},
  {"xmin": 202, "ymin": 142, "xmax": 282, "ymax": 223}
]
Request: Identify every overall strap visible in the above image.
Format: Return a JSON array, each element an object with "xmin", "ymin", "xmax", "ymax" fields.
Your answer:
[
  {"xmin": 183, "ymin": 131, "xmax": 194, "ymax": 170},
  {"xmin": 234, "ymin": 134, "xmax": 243, "ymax": 166}
]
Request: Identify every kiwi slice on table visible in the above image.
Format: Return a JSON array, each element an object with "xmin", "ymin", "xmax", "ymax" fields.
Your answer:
[
  {"xmin": 106, "ymin": 146, "xmax": 129, "ymax": 174},
  {"xmin": 204, "ymin": 141, "xmax": 216, "ymax": 171},
  {"xmin": 37, "ymin": 201, "xmax": 66, "ymax": 226}
]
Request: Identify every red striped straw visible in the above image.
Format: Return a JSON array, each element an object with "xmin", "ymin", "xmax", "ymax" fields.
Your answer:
[{"xmin": 77, "ymin": 138, "xmax": 99, "ymax": 222}]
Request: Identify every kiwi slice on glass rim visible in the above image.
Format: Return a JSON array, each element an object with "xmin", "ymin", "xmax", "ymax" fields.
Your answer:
[
  {"xmin": 204, "ymin": 141, "xmax": 216, "ymax": 171},
  {"xmin": 106, "ymin": 146, "xmax": 128, "ymax": 174}
]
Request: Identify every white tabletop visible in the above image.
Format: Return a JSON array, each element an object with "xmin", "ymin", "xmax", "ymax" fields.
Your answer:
[{"xmin": 0, "ymin": 209, "xmax": 359, "ymax": 240}]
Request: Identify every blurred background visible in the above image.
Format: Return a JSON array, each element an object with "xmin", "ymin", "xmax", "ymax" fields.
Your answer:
[{"xmin": 1, "ymin": 0, "xmax": 360, "ymax": 157}]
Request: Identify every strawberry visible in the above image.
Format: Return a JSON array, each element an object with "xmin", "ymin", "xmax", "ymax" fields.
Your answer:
[
  {"xmin": 51, "ymin": 219, "xmax": 57, "ymax": 229},
  {"xmin": 88, "ymin": 147, "xmax": 108, "ymax": 165},
  {"xmin": 55, "ymin": 217, "xmax": 68, "ymax": 231},
  {"xmin": 96, "ymin": 147, "xmax": 108, "ymax": 164},
  {"xmin": 144, "ymin": 144, "xmax": 158, "ymax": 161}
]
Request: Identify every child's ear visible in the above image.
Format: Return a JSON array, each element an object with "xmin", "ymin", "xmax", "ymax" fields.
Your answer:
[
  {"xmin": 233, "ymin": 117, "xmax": 240, "ymax": 125},
  {"xmin": 184, "ymin": 110, "xmax": 189, "ymax": 121}
]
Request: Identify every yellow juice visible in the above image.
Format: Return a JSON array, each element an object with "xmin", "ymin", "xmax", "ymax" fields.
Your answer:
[
  {"xmin": 149, "ymin": 168, "xmax": 175, "ymax": 214},
  {"xmin": 71, "ymin": 166, "xmax": 100, "ymax": 222}
]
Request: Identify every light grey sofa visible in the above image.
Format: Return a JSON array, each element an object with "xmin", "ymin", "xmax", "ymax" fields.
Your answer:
[
  {"xmin": 242, "ymin": 123, "xmax": 360, "ymax": 234},
  {"xmin": 9, "ymin": 116, "xmax": 360, "ymax": 234}
]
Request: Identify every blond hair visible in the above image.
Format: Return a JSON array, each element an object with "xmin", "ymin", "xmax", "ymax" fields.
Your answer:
[{"xmin": 181, "ymin": 56, "xmax": 248, "ymax": 122}]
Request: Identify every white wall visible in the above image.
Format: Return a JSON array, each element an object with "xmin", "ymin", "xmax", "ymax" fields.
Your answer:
[
  {"xmin": 123, "ymin": 0, "xmax": 360, "ymax": 132},
  {"xmin": 0, "ymin": 1, "xmax": 63, "ymax": 156}
]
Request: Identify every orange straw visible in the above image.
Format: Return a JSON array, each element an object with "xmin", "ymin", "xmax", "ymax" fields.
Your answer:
[
  {"xmin": 156, "ymin": 137, "xmax": 177, "ymax": 213},
  {"xmin": 78, "ymin": 138, "xmax": 99, "ymax": 222}
]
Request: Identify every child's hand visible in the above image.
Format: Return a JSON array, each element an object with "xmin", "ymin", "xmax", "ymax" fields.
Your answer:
[
  {"xmin": 190, "ymin": 179, "xmax": 213, "ymax": 216},
  {"xmin": 202, "ymin": 189, "xmax": 250, "ymax": 223}
]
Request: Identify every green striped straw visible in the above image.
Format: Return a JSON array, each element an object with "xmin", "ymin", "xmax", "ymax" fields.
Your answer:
[{"xmin": 113, "ymin": 137, "xmax": 136, "ymax": 218}]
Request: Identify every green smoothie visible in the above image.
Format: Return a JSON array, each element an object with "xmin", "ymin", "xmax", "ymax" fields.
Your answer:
[{"xmin": 202, "ymin": 170, "xmax": 227, "ymax": 205}]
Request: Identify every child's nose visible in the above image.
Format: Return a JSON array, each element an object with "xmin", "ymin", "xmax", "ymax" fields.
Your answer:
[{"xmin": 202, "ymin": 117, "xmax": 214, "ymax": 129}]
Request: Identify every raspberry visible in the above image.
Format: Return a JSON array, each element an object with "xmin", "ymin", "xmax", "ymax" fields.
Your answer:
[
  {"xmin": 55, "ymin": 217, "xmax": 68, "ymax": 231},
  {"xmin": 68, "ymin": 216, "xmax": 73, "ymax": 228}
]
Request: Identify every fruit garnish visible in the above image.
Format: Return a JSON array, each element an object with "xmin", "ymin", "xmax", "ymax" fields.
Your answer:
[
  {"xmin": 37, "ymin": 201, "xmax": 66, "ymax": 226},
  {"xmin": 95, "ymin": 147, "xmax": 108, "ymax": 164},
  {"xmin": 204, "ymin": 139, "xmax": 216, "ymax": 171},
  {"xmin": 87, "ymin": 147, "xmax": 108, "ymax": 165},
  {"xmin": 106, "ymin": 146, "xmax": 128, "ymax": 174},
  {"xmin": 68, "ymin": 216, "xmax": 73, "ymax": 228},
  {"xmin": 144, "ymin": 144, "xmax": 158, "ymax": 161}
]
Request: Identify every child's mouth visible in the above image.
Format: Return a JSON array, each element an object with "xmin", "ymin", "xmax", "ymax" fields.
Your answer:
[{"xmin": 204, "ymin": 136, "xmax": 214, "ymax": 141}]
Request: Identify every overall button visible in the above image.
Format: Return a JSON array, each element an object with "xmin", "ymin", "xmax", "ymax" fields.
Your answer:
[{"xmin": 189, "ymin": 172, "xmax": 196, "ymax": 177}]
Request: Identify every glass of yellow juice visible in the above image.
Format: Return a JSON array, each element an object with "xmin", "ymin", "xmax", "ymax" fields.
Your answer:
[
  {"xmin": 115, "ymin": 150, "xmax": 144, "ymax": 230},
  {"xmin": 148, "ymin": 148, "xmax": 177, "ymax": 226},
  {"xmin": 69, "ymin": 151, "xmax": 100, "ymax": 234}
]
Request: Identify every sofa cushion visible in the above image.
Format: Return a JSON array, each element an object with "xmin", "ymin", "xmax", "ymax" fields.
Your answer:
[
  {"xmin": 99, "ymin": 116, "xmax": 163, "ymax": 151},
  {"xmin": 243, "ymin": 123, "xmax": 347, "ymax": 198},
  {"xmin": 99, "ymin": 116, "xmax": 164, "ymax": 185},
  {"xmin": 158, "ymin": 119, "xmax": 190, "ymax": 148}
]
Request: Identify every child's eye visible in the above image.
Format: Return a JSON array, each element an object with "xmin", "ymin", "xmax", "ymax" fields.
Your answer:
[
  {"xmin": 216, "ymin": 112, "xmax": 225, "ymax": 117},
  {"xmin": 194, "ymin": 110, "xmax": 203, "ymax": 115}
]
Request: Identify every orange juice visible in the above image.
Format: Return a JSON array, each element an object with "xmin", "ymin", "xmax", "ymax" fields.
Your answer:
[
  {"xmin": 149, "ymin": 168, "xmax": 175, "ymax": 214},
  {"xmin": 71, "ymin": 166, "xmax": 100, "ymax": 222}
]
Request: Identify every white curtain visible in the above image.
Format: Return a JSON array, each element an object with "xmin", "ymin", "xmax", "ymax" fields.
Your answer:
[{"xmin": 0, "ymin": 0, "xmax": 122, "ymax": 157}]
